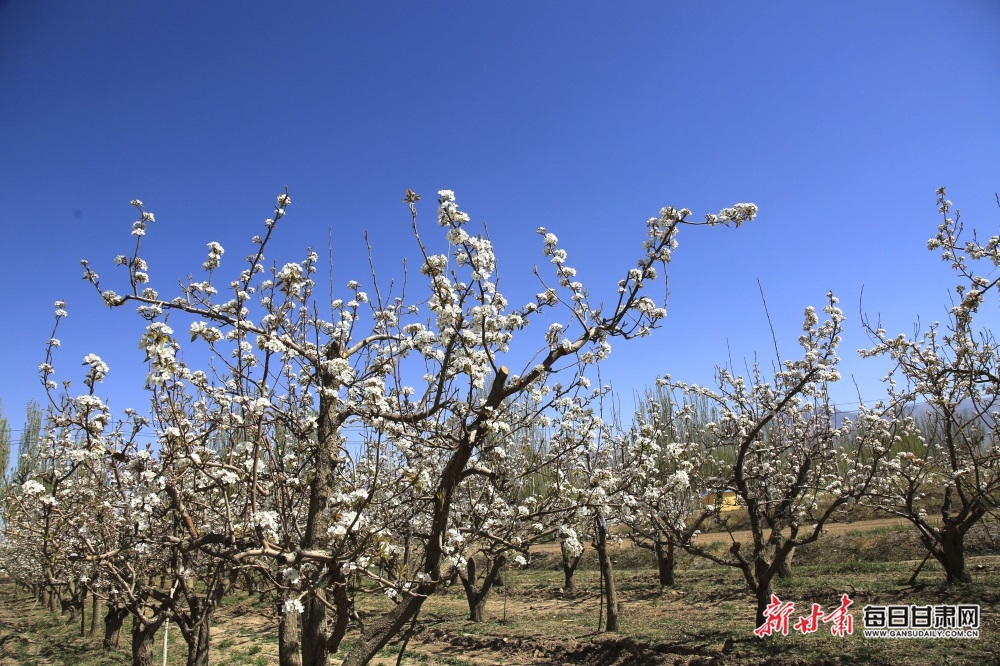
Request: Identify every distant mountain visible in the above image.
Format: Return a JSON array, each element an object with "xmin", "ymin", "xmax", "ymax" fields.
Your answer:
[{"xmin": 832, "ymin": 398, "xmax": 996, "ymax": 431}]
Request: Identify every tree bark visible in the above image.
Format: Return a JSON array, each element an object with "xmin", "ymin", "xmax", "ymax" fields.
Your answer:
[
  {"xmin": 130, "ymin": 615, "xmax": 162, "ymax": 666},
  {"xmin": 299, "ymin": 363, "xmax": 348, "ymax": 666},
  {"xmin": 937, "ymin": 522, "xmax": 973, "ymax": 584},
  {"xmin": 90, "ymin": 594, "xmax": 102, "ymax": 638},
  {"xmin": 752, "ymin": 554, "xmax": 778, "ymax": 632},
  {"xmin": 754, "ymin": 583, "xmax": 772, "ymax": 631},
  {"xmin": 771, "ymin": 533, "xmax": 794, "ymax": 579},
  {"xmin": 593, "ymin": 519, "xmax": 619, "ymax": 632},
  {"xmin": 560, "ymin": 544, "xmax": 583, "ymax": 592},
  {"xmin": 182, "ymin": 596, "xmax": 213, "ymax": 666},
  {"xmin": 104, "ymin": 605, "xmax": 129, "ymax": 649},
  {"xmin": 340, "ymin": 593, "xmax": 423, "ymax": 666},
  {"xmin": 459, "ymin": 556, "xmax": 506, "ymax": 622},
  {"xmin": 301, "ymin": 590, "xmax": 330, "ymax": 666},
  {"xmin": 327, "ymin": 572, "xmax": 353, "ymax": 654},
  {"xmin": 62, "ymin": 597, "xmax": 79, "ymax": 624},
  {"xmin": 339, "ymin": 366, "xmax": 510, "ymax": 666},
  {"xmin": 655, "ymin": 539, "xmax": 675, "ymax": 588},
  {"xmin": 279, "ymin": 598, "xmax": 303, "ymax": 666},
  {"xmin": 776, "ymin": 552, "xmax": 794, "ymax": 579}
]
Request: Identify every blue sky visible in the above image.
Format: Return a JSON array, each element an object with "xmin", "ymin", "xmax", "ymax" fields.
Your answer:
[{"xmin": 2, "ymin": 1, "xmax": 999, "ymax": 441}]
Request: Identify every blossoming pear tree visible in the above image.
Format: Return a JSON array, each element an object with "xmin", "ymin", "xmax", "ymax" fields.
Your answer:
[
  {"xmin": 629, "ymin": 294, "xmax": 902, "ymax": 629},
  {"xmin": 860, "ymin": 188, "xmax": 1000, "ymax": 584},
  {"xmin": 25, "ymin": 187, "xmax": 755, "ymax": 666},
  {"xmin": 615, "ymin": 387, "xmax": 716, "ymax": 588},
  {"xmin": 441, "ymin": 391, "xmax": 599, "ymax": 623}
]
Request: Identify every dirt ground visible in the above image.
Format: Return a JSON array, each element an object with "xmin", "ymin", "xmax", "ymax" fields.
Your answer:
[{"xmin": 2, "ymin": 517, "xmax": 997, "ymax": 666}]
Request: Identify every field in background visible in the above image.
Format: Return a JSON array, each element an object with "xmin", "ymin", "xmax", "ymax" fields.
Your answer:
[{"xmin": 1, "ymin": 519, "xmax": 998, "ymax": 666}]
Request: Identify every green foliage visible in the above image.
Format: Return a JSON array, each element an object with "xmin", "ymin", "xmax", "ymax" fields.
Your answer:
[
  {"xmin": 0, "ymin": 401, "xmax": 43, "ymax": 533},
  {"xmin": 634, "ymin": 384, "xmax": 732, "ymax": 486},
  {"xmin": 12, "ymin": 400, "xmax": 43, "ymax": 485},
  {"xmin": 0, "ymin": 401, "xmax": 10, "ymax": 495}
]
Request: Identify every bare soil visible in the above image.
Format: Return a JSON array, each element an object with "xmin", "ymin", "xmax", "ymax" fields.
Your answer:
[{"xmin": 2, "ymin": 518, "xmax": 998, "ymax": 666}]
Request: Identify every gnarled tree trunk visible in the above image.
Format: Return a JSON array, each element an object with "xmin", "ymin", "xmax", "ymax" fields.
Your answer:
[
  {"xmin": 130, "ymin": 615, "xmax": 162, "ymax": 666},
  {"xmin": 182, "ymin": 596, "xmax": 213, "ymax": 666},
  {"xmin": 327, "ymin": 570, "xmax": 354, "ymax": 654},
  {"xmin": 104, "ymin": 605, "xmax": 129, "ymax": 649},
  {"xmin": 459, "ymin": 555, "xmax": 506, "ymax": 622},
  {"xmin": 654, "ymin": 539, "xmax": 675, "ymax": 588},
  {"xmin": 936, "ymin": 520, "xmax": 973, "ymax": 584}
]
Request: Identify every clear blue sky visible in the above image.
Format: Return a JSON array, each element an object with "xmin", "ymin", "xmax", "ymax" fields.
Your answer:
[{"xmin": 2, "ymin": 1, "xmax": 999, "ymax": 440}]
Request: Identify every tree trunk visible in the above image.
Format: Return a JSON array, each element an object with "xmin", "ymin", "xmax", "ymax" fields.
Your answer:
[
  {"xmin": 301, "ymin": 590, "xmax": 330, "ymax": 666},
  {"xmin": 776, "ymin": 550, "xmax": 795, "ymax": 579},
  {"xmin": 468, "ymin": 597, "xmax": 486, "ymax": 623},
  {"xmin": 183, "ymin": 597, "xmax": 213, "ymax": 666},
  {"xmin": 752, "ymin": 555, "xmax": 778, "ymax": 632},
  {"xmin": 90, "ymin": 594, "xmax": 102, "ymax": 638},
  {"xmin": 62, "ymin": 594, "xmax": 81, "ymax": 625},
  {"xmin": 560, "ymin": 544, "xmax": 583, "ymax": 592},
  {"xmin": 104, "ymin": 605, "xmax": 129, "ymax": 649},
  {"xmin": 459, "ymin": 556, "xmax": 506, "ymax": 622},
  {"xmin": 593, "ymin": 519, "xmax": 619, "ymax": 632},
  {"xmin": 300, "ymin": 374, "xmax": 347, "ymax": 666},
  {"xmin": 937, "ymin": 522, "xmax": 972, "ymax": 584},
  {"xmin": 279, "ymin": 598, "xmax": 303, "ymax": 666},
  {"xmin": 771, "ymin": 534, "xmax": 795, "ymax": 579},
  {"xmin": 131, "ymin": 616, "xmax": 161, "ymax": 666},
  {"xmin": 655, "ymin": 539, "xmax": 675, "ymax": 588},
  {"xmin": 754, "ymin": 583, "xmax": 772, "ymax": 631},
  {"xmin": 340, "ymin": 593, "xmax": 424, "ymax": 666},
  {"xmin": 327, "ymin": 572, "xmax": 353, "ymax": 654}
]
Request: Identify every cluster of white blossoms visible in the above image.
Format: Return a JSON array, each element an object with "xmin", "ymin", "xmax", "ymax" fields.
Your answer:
[
  {"xmin": 538, "ymin": 226, "xmax": 580, "ymax": 293},
  {"xmin": 189, "ymin": 320, "xmax": 223, "ymax": 344},
  {"xmin": 436, "ymin": 189, "xmax": 469, "ymax": 226},
  {"xmin": 275, "ymin": 262, "xmax": 305, "ymax": 294},
  {"xmin": 20, "ymin": 480, "xmax": 46, "ymax": 495},
  {"xmin": 202, "ymin": 241, "xmax": 224, "ymax": 271},
  {"xmin": 138, "ymin": 322, "xmax": 179, "ymax": 385},
  {"xmin": 81, "ymin": 353, "xmax": 109, "ymax": 385},
  {"xmin": 558, "ymin": 525, "xmax": 584, "ymax": 559},
  {"xmin": 130, "ymin": 206, "xmax": 155, "ymax": 236},
  {"xmin": 704, "ymin": 203, "xmax": 758, "ymax": 227}
]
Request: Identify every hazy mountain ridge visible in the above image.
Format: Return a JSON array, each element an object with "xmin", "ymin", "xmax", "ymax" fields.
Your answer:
[{"xmin": 832, "ymin": 398, "xmax": 997, "ymax": 431}]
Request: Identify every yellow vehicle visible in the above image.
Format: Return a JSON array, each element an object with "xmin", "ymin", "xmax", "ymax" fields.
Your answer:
[{"xmin": 702, "ymin": 489, "xmax": 741, "ymax": 512}]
